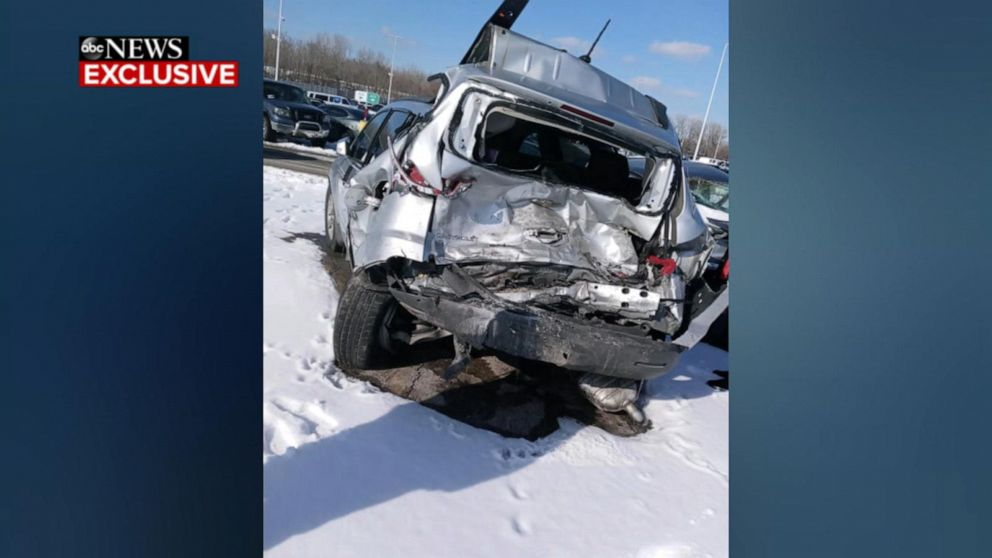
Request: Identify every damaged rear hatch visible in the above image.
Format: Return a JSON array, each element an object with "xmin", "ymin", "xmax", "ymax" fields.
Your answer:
[{"xmin": 373, "ymin": 4, "xmax": 725, "ymax": 380}]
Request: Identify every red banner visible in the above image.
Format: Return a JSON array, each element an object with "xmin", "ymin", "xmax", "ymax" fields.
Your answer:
[{"xmin": 79, "ymin": 61, "xmax": 239, "ymax": 87}]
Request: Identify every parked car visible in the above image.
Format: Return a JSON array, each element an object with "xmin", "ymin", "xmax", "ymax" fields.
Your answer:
[
  {"xmin": 685, "ymin": 161, "xmax": 729, "ymax": 349},
  {"xmin": 685, "ymin": 161, "xmax": 729, "ymax": 269},
  {"xmin": 308, "ymin": 91, "xmax": 353, "ymax": 106},
  {"xmin": 693, "ymin": 156, "xmax": 729, "ymax": 173},
  {"xmin": 324, "ymin": 0, "xmax": 726, "ymax": 420},
  {"xmin": 315, "ymin": 104, "xmax": 365, "ymax": 136},
  {"xmin": 264, "ymin": 80, "xmax": 335, "ymax": 147}
]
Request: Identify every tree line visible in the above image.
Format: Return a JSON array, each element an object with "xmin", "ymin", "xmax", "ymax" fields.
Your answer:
[
  {"xmin": 673, "ymin": 115, "xmax": 729, "ymax": 161},
  {"xmin": 263, "ymin": 29, "xmax": 439, "ymax": 100}
]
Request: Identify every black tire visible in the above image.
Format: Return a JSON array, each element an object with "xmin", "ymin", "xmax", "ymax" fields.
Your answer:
[
  {"xmin": 263, "ymin": 114, "xmax": 277, "ymax": 142},
  {"xmin": 324, "ymin": 184, "xmax": 345, "ymax": 253},
  {"xmin": 333, "ymin": 273, "xmax": 405, "ymax": 370}
]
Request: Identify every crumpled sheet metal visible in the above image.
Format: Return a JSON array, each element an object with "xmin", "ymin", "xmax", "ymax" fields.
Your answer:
[
  {"xmin": 352, "ymin": 190, "xmax": 435, "ymax": 266},
  {"xmin": 431, "ymin": 159, "xmax": 666, "ymax": 276},
  {"xmin": 495, "ymin": 281, "xmax": 662, "ymax": 317}
]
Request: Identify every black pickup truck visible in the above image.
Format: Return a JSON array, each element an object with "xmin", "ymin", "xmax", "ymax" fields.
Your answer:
[{"xmin": 263, "ymin": 80, "xmax": 333, "ymax": 147}]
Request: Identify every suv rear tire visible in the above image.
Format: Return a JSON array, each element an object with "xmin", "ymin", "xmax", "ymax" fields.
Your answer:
[
  {"xmin": 324, "ymin": 185, "xmax": 345, "ymax": 253},
  {"xmin": 333, "ymin": 273, "xmax": 405, "ymax": 370}
]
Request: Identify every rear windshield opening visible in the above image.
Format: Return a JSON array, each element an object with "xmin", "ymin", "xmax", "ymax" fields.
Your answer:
[{"xmin": 475, "ymin": 110, "xmax": 649, "ymax": 204}]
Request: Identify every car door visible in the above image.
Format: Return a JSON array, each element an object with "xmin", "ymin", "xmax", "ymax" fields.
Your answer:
[
  {"xmin": 339, "ymin": 109, "xmax": 436, "ymax": 268},
  {"xmin": 328, "ymin": 110, "xmax": 389, "ymax": 246}
]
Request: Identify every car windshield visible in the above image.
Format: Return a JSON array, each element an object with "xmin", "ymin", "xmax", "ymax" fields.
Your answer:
[
  {"xmin": 688, "ymin": 177, "xmax": 729, "ymax": 212},
  {"xmin": 264, "ymin": 82, "xmax": 308, "ymax": 103}
]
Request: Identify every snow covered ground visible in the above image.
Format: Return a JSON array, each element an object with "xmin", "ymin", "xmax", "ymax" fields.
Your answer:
[
  {"xmin": 263, "ymin": 166, "xmax": 729, "ymax": 558},
  {"xmin": 264, "ymin": 139, "xmax": 338, "ymax": 157}
]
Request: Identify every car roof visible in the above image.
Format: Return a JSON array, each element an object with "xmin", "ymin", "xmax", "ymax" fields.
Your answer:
[
  {"xmin": 379, "ymin": 98, "xmax": 434, "ymax": 116},
  {"xmin": 448, "ymin": 3, "xmax": 679, "ymax": 154},
  {"xmin": 684, "ymin": 161, "xmax": 729, "ymax": 182}
]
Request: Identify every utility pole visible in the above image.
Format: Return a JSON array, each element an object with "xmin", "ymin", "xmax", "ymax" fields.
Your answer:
[
  {"xmin": 694, "ymin": 42, "xmax": 728, "ymax": 160},
  {"xmin": 385, "ymin": 32, "xmax": 402, "ymax": 104},
  {"xmin": 274, "ymin": 0, "xmax": 284, "ymax": 80}
]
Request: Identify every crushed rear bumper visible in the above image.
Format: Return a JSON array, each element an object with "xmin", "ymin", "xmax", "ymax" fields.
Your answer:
[{"xmin": 390, "ymin": 288, "xmax": 685, "ymax": 381}]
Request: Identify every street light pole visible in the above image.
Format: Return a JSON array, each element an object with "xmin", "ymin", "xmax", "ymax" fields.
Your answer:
[
  {"xmin": 274, "ymin": 0, "xmax": 284, "ymax": 80},
  {"xmin": 385, "ymin": 32, "xmax": 401, "ymax": 104},
  {"xmin": 694, "ymin": 42, "xmax": 728, "ymax": 160}
]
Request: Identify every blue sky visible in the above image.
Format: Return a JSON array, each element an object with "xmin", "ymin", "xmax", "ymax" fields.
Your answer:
[{"xmin": 264, "ymin": 0, "xmax": 728, "ymax": 128}]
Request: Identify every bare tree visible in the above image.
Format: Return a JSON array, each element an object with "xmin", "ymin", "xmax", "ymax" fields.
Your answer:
[
  {"xmin": 672, "ymin": 115, "xmax": 729, "ymax": 161},
  {"xmin": 263, "ymin": 29, "xmax": 438, "ymax": 99}
]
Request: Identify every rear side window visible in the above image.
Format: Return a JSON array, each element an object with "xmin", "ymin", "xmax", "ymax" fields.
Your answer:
[
  {"xmin": 349, "ymin": 111, "xmax": 390, "ymax": 162},
  {"xmin": 369, "ymin": 110, "xmax": 414, "ymax": 160}
]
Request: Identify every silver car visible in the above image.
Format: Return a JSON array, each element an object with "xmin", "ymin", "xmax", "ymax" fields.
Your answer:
[{"xmin": 324, "ymin": 0, "xmax": 726, "ymax": 419}]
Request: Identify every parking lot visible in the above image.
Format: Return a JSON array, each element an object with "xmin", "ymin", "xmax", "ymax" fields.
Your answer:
[{"xmin": 263, "ymin": 141, "xmax": 335, "ymax": 176}]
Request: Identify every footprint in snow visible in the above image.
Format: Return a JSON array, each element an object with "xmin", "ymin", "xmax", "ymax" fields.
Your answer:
[
  {"xmin": 268, "ymin": 397, "xmax": 339, "ymax": 440},
  {"xmin": 495, "ymin": 447, "xmax": 545, "ymax": 463},
  {"xmin": 508, "ymin": 484, "xmax": 529, "ymax": 501},
  {"xmin": 323, "ymin": 373, "xmax": 345, "ymax": 390},
  {"xmin": 663, "ymin": 432, "xmax": 727, "ymax": 485},
  {"xmin": 511, "ymin": 516, "xmax": 532, "ymax": 536}
]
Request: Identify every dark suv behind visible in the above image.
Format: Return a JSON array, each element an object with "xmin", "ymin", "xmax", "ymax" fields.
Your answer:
[{"xmin": 263, "ymin": 80, "xmax": 333, "ymax": 147}]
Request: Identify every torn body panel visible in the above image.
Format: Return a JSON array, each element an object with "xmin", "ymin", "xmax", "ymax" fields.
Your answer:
[
  {"xmin": 431, "ymin": 172, "xmax": 644, "ymax": 275},
  {"xmin": 428, "ymin": 84, "xmax": 690, "ymax": 275},
  {"xmin": 351, "ymin": 190, "xmax": 434, "ymax": 265}
]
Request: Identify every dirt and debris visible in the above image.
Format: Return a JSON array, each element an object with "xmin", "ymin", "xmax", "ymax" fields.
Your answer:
[{"xmin": 283, "ymin": 232, "xmax": 650, "ymax": 439}]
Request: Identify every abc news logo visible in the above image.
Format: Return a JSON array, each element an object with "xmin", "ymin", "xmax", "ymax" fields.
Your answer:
[
  {"xmin": 79, "ymin": 36, "xmax": 189, "ymax": 61},
  {"xmin": 78, "ymin": 35, "xmax": 237, "ymax": 87}
]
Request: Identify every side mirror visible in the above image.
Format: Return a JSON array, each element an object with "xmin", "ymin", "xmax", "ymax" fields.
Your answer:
[{"xmin": 335, "ymin": 139, "xmax": 349, "ymax": 156}]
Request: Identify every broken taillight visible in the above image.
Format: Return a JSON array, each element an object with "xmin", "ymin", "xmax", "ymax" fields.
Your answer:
[
  {"xmin": 646, "ymin": 255, "xmax": 677, "ymax": 275},
  {"xmin": 400, "ymin": 161, "xmax": 441, "ymax": 197}
]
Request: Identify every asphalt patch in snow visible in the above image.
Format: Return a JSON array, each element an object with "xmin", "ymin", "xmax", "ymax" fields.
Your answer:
[{"xmin": 280, "ymin": 231, "xmax": 660, "ymax": 440}]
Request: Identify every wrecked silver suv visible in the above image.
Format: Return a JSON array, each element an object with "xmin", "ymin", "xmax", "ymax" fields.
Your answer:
[{"xmin": 325, "ymin": 1, "xmax": 727, "ymax": 420}]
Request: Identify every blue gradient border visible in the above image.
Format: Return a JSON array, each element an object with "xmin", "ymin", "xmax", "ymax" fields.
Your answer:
[
  {"xmin": 731, "ymin": 1, "xmax": 992, "ymax": 556},
  {"xmin": 1, "ymin": 2, "xmax": 261, "ymax": 555}
]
